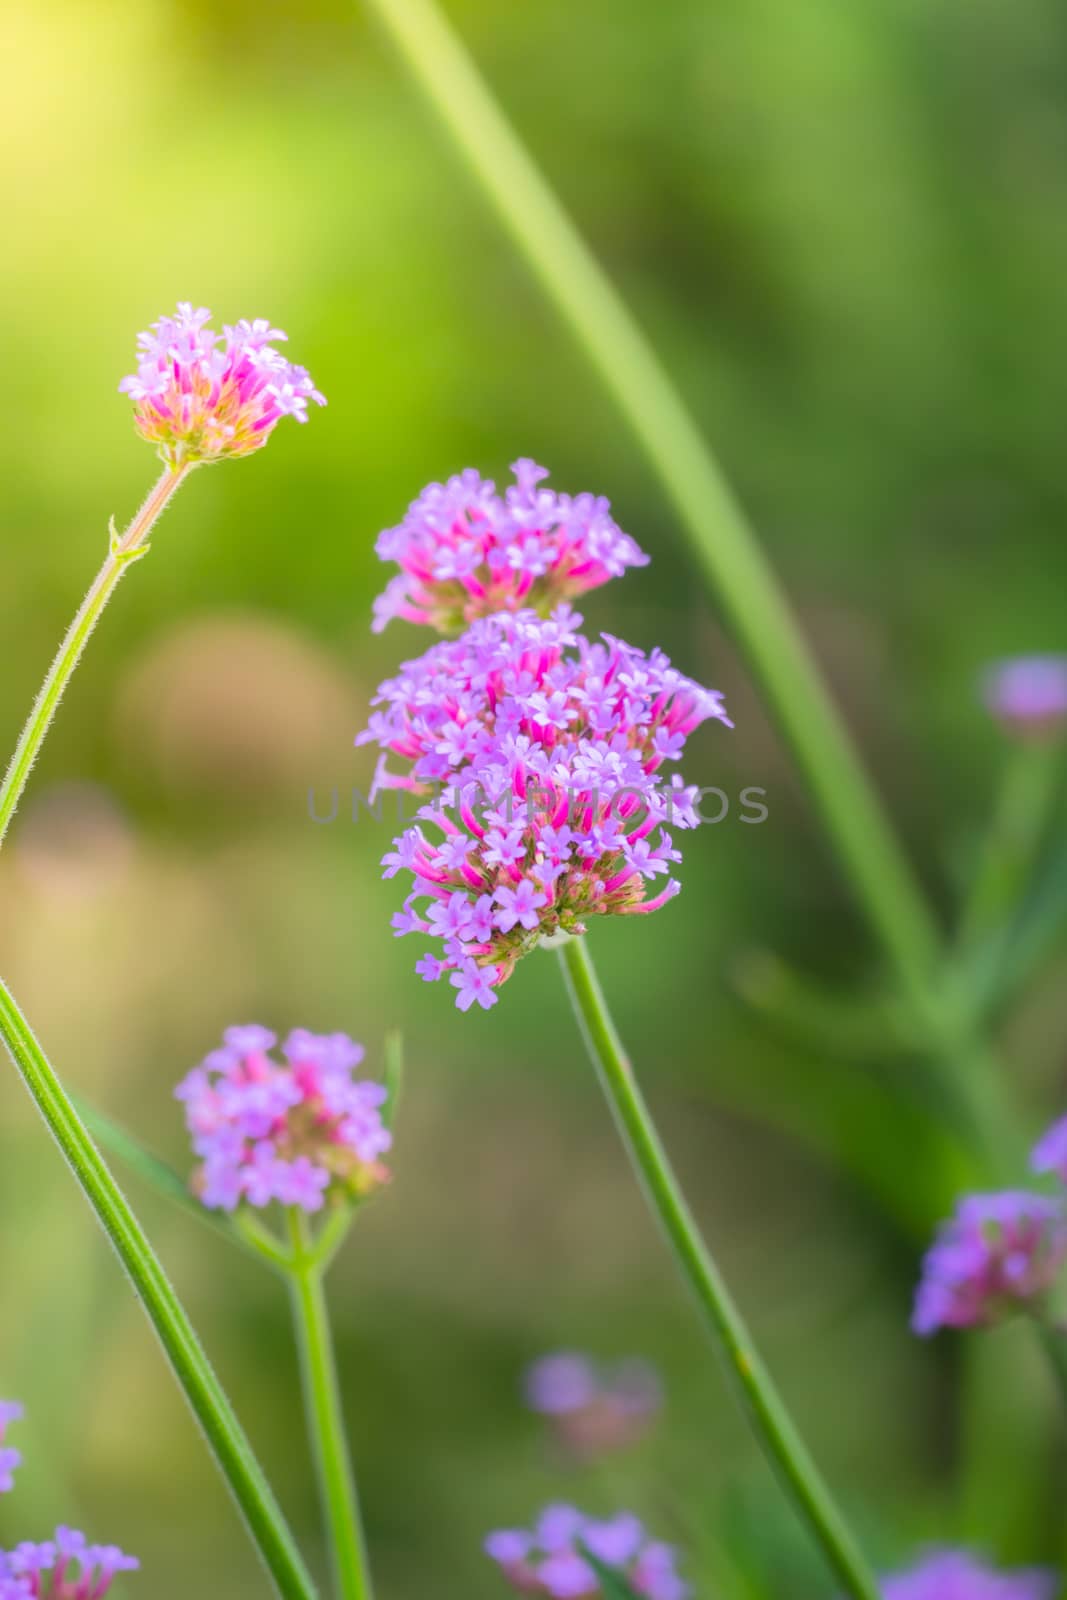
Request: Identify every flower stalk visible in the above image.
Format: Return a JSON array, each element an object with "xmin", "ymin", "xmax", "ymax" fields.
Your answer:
[
  {"xmin": 286, "ymin": 1210, "xmax": 374, "ymax": 1600},
  {"xmin": 956, "ymin": 742, "xmax": 1062, "ymax": 955},
  {"xmin": 556, "ymin": 935, "xmax": 879, "ymax": 1600},
  {"xmin": 0, "ymin": 464, "xmax": 190, "ymax": 851}
]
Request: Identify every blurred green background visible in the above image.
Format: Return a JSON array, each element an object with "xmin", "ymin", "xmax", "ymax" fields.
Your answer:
[{"xmin": 1, "ymin": 0, "xmax": 1067, "ymax": 1594}]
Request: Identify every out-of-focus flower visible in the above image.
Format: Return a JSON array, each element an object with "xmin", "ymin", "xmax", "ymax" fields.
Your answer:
[
  {"xmin": 119, "ymin": 303, "xmax": 325, "ymax": 467},
  {"xmin": 372, "ymin": 460, "xmax": 649, "ymax": 634},
  {"xmin": 882, "ymin": 1550, "xmax": 1056, "ymax": 1600},
  {"xmin": 525, "ymin": 1353, "xmax": 661, "ymax": 1459},
  {"xmin": 357, "ymin": 606, "xmax": 730, "ymax": 1009},
  {"xmin": 982, "ymin": 657, "xmax": 1067, "ymax": 740},
  {"xmin": 912, "ymin": 1192, "xmax": 1067, "ymax": 1335},
  {"xmin": 0, "ymin": 1403, "xmax": 22, "ymax": 1494},
  {"xmin": 176, "ymin": 1025, "xmax": 391, "ymax": 1214},
  {"xmin": 0, "ymin": 1528, "xmax": 139, "ymax": 1600},
  {"xmin": 1031, "ymin": 1115, "xmax": 1067, "ymax": 1185},
  {"xmin": 0, "ymin": 1406, "xmax": 138, "ymax": 1598},
  {"xmin": 485, "ymin": 1506, "xmax": 688, "ymax": 1600}
]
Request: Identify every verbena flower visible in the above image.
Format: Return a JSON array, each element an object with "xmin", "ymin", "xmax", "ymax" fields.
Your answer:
[
  {"xmin": 372, "ymin": 460, "xmax": 649, "ymax": 633},
  {"xmin": 882, "ymin": 1550, "xmax": 1056, "ymax": 1600},
  {"xmin": 119, "ymin": 303, "xmax": 325, "ymax": 467},
  {"xmin": 912, "ymin": 1192, "xmax": 1067, "ymax": 1335},
  {"xmin": 176, "ymin": 1025, "xmax": 391, "ymax": 1214},
  {"xmin": 0, "ymin": 1405, "xmax": 137, "ymax": 1599},
  {"xmin": 982, "ymin": 656, "xmax": 1067, "ymax": 739},
  {"xmin": 525, "ymin": 1353, "xmax": 661, "ymax": 1458},
  {"xmin": 485, "ymin": 1506, "xmax": 688, "ymax": 1600},
  {"xmin": 358, "ymin": 606, "xmax": 730, "ymax": 1009},
  {"xmin": 1031, "ymin": 1115, "xmax": 1067, "ymax": 1184},
  {"xmin": 0, "ymin": 1403, "xmax": 22, "ymax": 1495},
  {"xmin": 0, "ymin": 1529, "xmax": 139, "ymax": 1600}
]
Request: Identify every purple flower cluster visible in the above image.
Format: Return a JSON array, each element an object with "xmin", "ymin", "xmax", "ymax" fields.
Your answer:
[
  {"xmin": 0, "ymin": 1404, "xmax": 137, "ymax": 1600},
  {"xmin": 912, "ymin": 1192, "xmax": 1067, "ymax": 1335},
  {"xmin": 0, "ymin": 1530, "xmax": 139, "ymax": 1600},
  {"xmin": 120, "ymin": 303, "xmax": 325, "ymax": 467},
  {"xmin": 525, "ymin": 1353, "xmax": 661, "ymax": 1459},
  {"xmin": 358, "ymin": 605, "xmax": 730, "ymax": 1009},
  {"xmin": 372, "ymin": 461, "xmax": 649, "ymax": 634},
  {"xmin": 982, "ymin": 656, "xmax": 1067, "ymax": 739},
  {"xmin": 882, "ymin": 1550, "xmax": 1055, "ymax": 1600},
  {"xmin": 0, "ymin": 1403, "xmax": 22, "ymax": 1495},
  {"xmin": 485, "ymin": 1506, "xmax": 687, "ymax": 1600},
  {"xmin": 176, "ymin": 1025, "xmax": 391, "ymax": 1214}
]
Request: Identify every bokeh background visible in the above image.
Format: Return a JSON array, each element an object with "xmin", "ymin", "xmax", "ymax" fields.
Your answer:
[{"xmin": 1, "ymin": 0, "xmax": 1067, "ymax": 1594}]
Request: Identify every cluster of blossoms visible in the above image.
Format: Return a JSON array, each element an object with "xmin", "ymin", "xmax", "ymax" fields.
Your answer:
[
  {"xmin": 485, "ymin": 1506, "xmax": 687, "ymax": 1600},
  {"xmin": 372, "ymin": 460, "xmax": 648, "ymax": 634},
  {"xmin": 119, "ymin": 302, "xmax": 325, "ymax": 467},
  {"xmin": 358, "ymin": 605, "xmax": 730, "ymax": 1009},
  {"xmin": 176, "ymin": 1025, "xmax": 391, "ymax": 1214},
  {"xmin": 982, "ymin": 656, "xmax": 1067, "ymax": 740},
  {"xmin": 0, "ymin": 1404, "xmax": 137, "ymax": 1600},
  {"xmin": 912, "ymin": 1098, "xmax": 1067, "ymax": 1335},
  {"xmin": 525, "ymin": 1353, "xmax": 661, "ymax": 1459},
  {"xmin": 882, "ymin": 1551, "xmax": 1055, "ymax": 1600},
  {"xmin": 912, "ymin": 1191, "xmax": 1067, "ymax": 1335}
]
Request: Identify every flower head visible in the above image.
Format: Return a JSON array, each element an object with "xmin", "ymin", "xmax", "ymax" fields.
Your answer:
[
  {"xmin": 358, "ymin": 606, "xmax": 730, "ymax": 1008},
  {"xmin": 525, "ymin": 1353, "xmax": 661, "ymax": 1459},
  {"xmin": 0, "ymin": 1407, "xmax": 137, "ymax": 1599},
  {"xmin": 485, "ymin": 1506, "xmax": 688, "ymax": 1600},
  {"xmin": 882, "ymin": 1550, "xmax": 1056, "ymax": 1600},
  {"xmin": 120, "ymin": 303, "xmax": 325, "ymax": 467},
  {"xmin": 176, "ymin": 1025, "xmax": 391, "ymax": 1214},
  {"xmin": 912, "ymin": 1191, "xmax": 1067, "ymax": 1336},
  {"xmin": 982, "ymin": 656, "xmax": 1067, "ymax": 740},
  {"xmin": 372, "ymin": 460, "xmax": 649, "ymax": 633},
  {"xmin": 0, "ymin": 1528, "xmax": 139, "ymax": 1600}
]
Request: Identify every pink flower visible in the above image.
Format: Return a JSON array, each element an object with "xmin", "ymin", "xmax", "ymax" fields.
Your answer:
[
  {"xmin": 175, "ymin": 1025, "xmax": 391, "ymax": 1213},
  {"xmin": 359, "ymin": 606, "xmax": 729, "ymax": 1009},
  {"xmin": 485, "ymin": 1506, "xmax": 688, "ymax": 1600},
  {"xmin": 372, "ymin": 460, "xmax": 649, "ymax": 633},
  {"xmin": 912, "ymin": 1191, "xmax": 1067, "ymax": 1335},
  {"xmin": 119, "ymin": 303, "xmax": 325, "ymax": 467}
]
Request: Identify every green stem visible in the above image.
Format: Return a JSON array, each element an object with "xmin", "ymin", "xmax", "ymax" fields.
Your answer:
[
  {"xmin": 0, "ymin": 978, "xmax": 318, "ymax": 1600},
  {"xmin": 956, "ymin": 743, "xmax": 1061, "ymax": 952},
  {"xmin": 286, "ymin": 1211, "xmax": 373, "ymax": 1600},
  {"xmin": 557, "ymin": 937, "xmax": 879, "ymax": 1600},
  {"xmin": 362, "ymin": 0, "xmax": 941, "ymax": 1015},
  {"xmin": 0, "ymin": 464, "xmax": 190, "ymax": 850}
]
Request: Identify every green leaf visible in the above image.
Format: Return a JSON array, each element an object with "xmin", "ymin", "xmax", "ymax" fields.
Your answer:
[{"xmin": 71, "ymin": 1093, "xmax": 265, "ymax": 1261}]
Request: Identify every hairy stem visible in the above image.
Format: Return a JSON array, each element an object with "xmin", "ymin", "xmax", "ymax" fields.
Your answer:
[
  {"xmin": 0, "ymin": 979, "xmax": 318, "ymax": 1600},
  {"xmin": 0, "ymin": 463, "xmax": 190, "ymax": 849},
  {"xmin": 286, "ymin": 1211, "xmax": 374, "ymax": 1600},
  {"xmin": 557, "ymin": 937, "xmax": 878, "ymax": 1600}
]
